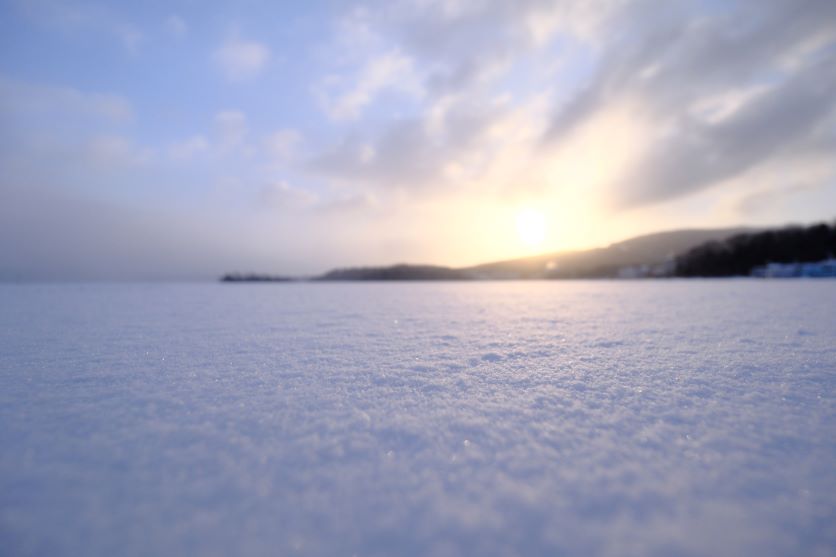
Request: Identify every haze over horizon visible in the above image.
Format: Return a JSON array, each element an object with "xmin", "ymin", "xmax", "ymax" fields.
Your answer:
[{"xmin": 1, "ymin": 0, "xmax": 835, "ymax": 280}]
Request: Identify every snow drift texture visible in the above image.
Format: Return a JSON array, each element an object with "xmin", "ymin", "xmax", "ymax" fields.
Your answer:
[{"xmin": 1, "ymin": 282, "xmax": 834, "ymax": 557}]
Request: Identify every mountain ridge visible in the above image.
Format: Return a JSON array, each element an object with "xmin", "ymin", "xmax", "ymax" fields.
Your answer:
[
  {"xmin": 464, "ymin": 227, "xmax": 755, "ymax": 279},
  {"xmin": 223, "ymin": 226, "xmax": 759, "ymax": 281}
]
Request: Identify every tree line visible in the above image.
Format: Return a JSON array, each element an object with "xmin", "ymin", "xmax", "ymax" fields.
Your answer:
[{"xmin": 674, "ymin": 221, "xmax": 836, "ymax": 277}]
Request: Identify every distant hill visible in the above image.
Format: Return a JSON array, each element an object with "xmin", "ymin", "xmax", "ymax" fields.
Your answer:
[
  {"xmin": 318, "ymin": 264, "xmax": 470, "ymax": 281},
  {"xmin": 675, "ymin": 222, "xmax": 836, "ymax": 277},
  {"xmin": 464, "ymin": 227, "xmax": 753, "ymax": 279},
  {"xmin": 221, "ymin": 273, "xmax": 297, "ymax": 282},
  {"xmin": 305, "ymin": 227, "xmax": 753, "ymax": 281}
]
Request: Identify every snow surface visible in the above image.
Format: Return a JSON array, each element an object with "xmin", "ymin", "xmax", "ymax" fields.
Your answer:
[{"xmin": 1, "ymin": 281, "xmax": 834, "ymax": 557}]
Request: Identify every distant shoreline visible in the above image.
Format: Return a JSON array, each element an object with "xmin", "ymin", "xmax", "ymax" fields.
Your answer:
[
  {"xmin": 220, "ymin": 275, "xmax": 836, "ymax": 283},
  {"xmin": 222, "ymin": 221, "xmax": 836, "ymax": 282}
]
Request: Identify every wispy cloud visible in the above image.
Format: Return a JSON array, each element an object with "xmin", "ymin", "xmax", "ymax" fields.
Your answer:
[
  {"xmin": 164, "ymin": 14, "xmax": 187, "ymax": 38},
  {"xmin": 537, "ymin": 0, "xmax": 836, "ymax": 208},
  {"xmin": 167, "ymin": 135, "xmax": 209, "ymax": 161},
  {"xmin": 212, "ymin": 36, "xmax": 270, "ymax": 81},
  {"xmin": 214, "ymin": 110, "xmax": 248, "ymax": 151},
  {"xmin": 85, "ymin": 134, "xmax": 152, "ymax": 168},
  {"xmin": 312, "ymin": 0, "xmax": 836, "ymax": 212},
  {"xmin": 115, "ymin": 25, "xmax": 143, "ymax": 54},
  {"xmin": 263, "ymin": 129, "xmax": 302, "ymax": 162},
  {"xmin": 259, "ymin": 181, "xmax": 318, "ymax": 210},
  {"xmin": 0, "ymin": 77, "xmax": 133, "ymax": 124},
  {"xmin": 316, "ymin": 50, "xmax": 420, "ymax": 120}
]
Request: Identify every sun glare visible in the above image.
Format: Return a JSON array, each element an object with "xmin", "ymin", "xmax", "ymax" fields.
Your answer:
[{"xmin": 516, "ymin": 208, "xmax": 547, "ymax": 249}]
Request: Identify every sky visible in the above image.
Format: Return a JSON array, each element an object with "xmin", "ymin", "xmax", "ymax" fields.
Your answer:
[{"xmin": 0, "ymin": 0, "xmax": 834, "ymax": 279}]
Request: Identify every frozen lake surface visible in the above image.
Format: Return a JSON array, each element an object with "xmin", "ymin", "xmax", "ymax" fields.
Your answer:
[{"xmin": 1, "ymin": 281, "xmax": 835, "ymax": 557}]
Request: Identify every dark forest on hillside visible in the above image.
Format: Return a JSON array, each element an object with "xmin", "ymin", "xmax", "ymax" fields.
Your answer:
[{"xmin": 674, "ymin": 222, "xmax": 836, "ymax": 277}]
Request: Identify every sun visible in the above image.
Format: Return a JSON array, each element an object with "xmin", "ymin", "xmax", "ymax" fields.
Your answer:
[{"xmin": 516, "ymin": 208, "xmax": 547, "ymax": 249}]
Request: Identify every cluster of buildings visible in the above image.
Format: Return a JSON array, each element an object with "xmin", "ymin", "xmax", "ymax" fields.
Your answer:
[{"xmin": 751, "ymin": 259, "xmax": 836, "ymax": 278}]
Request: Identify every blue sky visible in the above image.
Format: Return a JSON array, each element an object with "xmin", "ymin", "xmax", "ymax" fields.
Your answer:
[{"xmin": 1, "ymin": 0, "xmax": 835, "ymax": 279}]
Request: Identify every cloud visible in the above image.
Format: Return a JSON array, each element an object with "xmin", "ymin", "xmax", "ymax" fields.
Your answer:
[
  {"xmin": 259, "ymin": 181, "xmax": 318, "ymax": 210},
  {"xmin": 212, "ymin": 36, "xmax": 271, "ymax": 81},
  {"xmin": 0, "ymin": 77, "xmax": 133, "ymax": 125},
  {"xmin": 541, "ymin": 0, "xmax": 836, "ymax": 208},
  {"xmin": 308, "ymin": 0, "xmax": 622, "ymax": 193},
  {"xmin": 85, "ymin": 135, "xmax": 152, "ymax": 167},
  {"xmin": 263, "ymin": 129, "xmax": 302, "ymax": 162},
  {"xmin": 737, "ymin": 184, "xmax": 818, "ymax": 216},
  {"xmin": 615, "ymin": 57, "xmax": 836, "ymax": 207},
  {"xmin": 164, "ymin": 14, "xmax": 187, "ymax": 38},
  {"xmin": 310, "ymin": 0, "xmax": 836, "ymax": 215},
  {"xmin": 287, "ymin": 0, "xmax": 836, "ymax": 267},
  {"xmin": 116, "ymin": 25, "xmax": 143, "ymax": 54},
  {"xmin": 214, "ymin": 110, "xmax": 248, "ymax": 151},
  {"xmin": 311, "ymin": 94, "xmax": 513, "ymax": 190},
  {"xmin": 167, "ymin": 135, "xmax": 209, "ymax": 161},
  {"xmin": 317, "ymin": 50, "xmax": 420, "ymax": 120},
  {"xmin": 362, "ymin": 0, "xmax": 623, "ymax": 96},
  {"xmin": 0, "ymin": 76, "xmax": 155, "ymax": 205},
  {"xmin": 315, "ymin": 191, "xmax": 380, "ymax": 215}
]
